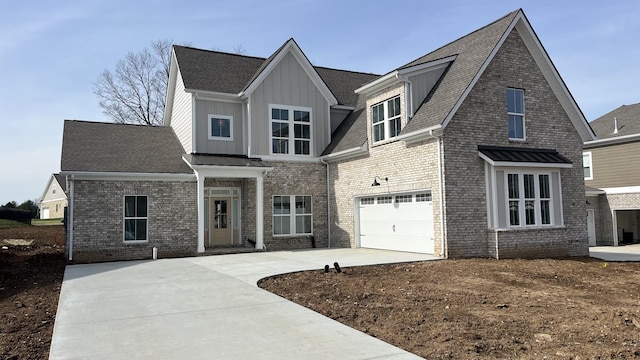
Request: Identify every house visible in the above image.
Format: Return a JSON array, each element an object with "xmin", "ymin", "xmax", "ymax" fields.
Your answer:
[
  {"xmin": 60, "ymin": 9, "xmax": 595, "ymax": 263},
  {"xmin": 584, "ymin": 103, "xmax": 640, "ymax": 246},
  {"xmin": 40, "ymin": 173, "xmax": 68, "ymax": 219}
]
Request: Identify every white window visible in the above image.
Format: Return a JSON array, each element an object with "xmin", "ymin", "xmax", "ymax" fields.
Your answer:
[
  {"xmin": 52, "ymin": 184, "xmax": 57, "ymax": 195},
  {"xmin": 372, "ymin": 96, "xmax": 401, "ymax": 143},
  {"xmin": 377, "ymin": 196, "xmax": 392, "ymax": 204},
  {"xmin": 270, "ymin": 105, "xmax": 312, "ymax": 156},
  {"xmin": 506, "ymin": 171, "xmax": 554, "ymax": 227},
  {"xmin": 208, "ymin": 115, "xmax": 233, "ymax": 141},
  {"xmin": 507, "ymin": 88, "xmax": 525, "ymax": 140},
  {"xmin": 416, "ymin": 192, "xmax": 432, "ymax": 202},
  {"xmin": 124, "ymin": 195, "xmax": 148, "ymax": 241},
  {"xmin": 583, "ymin": 152, "xmax": 593, "ymax": 180},
  {"xmin": 395, "ymin": 195, "xmax": 412, "ymax": 203},
  {"xmin": 273, "ymin": 195, "xmax": 312, "ymax": 235},
  {"xmin": 360, "ymin": 197, "xmax": 375, "ymax": 205}
]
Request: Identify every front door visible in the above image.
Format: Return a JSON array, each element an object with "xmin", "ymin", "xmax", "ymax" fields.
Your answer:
[
  {"xmin": 587, "ymin": 209, "xmax": 596, "ymax": 246},
  {"xmin": 210, "ymin": 197, "xmax": 232, "ymax": 246}
]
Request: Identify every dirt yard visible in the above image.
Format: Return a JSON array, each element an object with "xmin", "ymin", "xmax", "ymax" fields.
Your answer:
[
  {"xmin": 0, "ymin": 225, "xmax": 65, "ymax": 360},
  {"xmin": 260, "ymin": 257, "xmax": 640, "ymax": 359}
]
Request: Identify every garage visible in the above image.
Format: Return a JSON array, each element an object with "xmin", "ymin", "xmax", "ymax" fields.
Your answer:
[{"xmin": 358, "ymin": 191, "xmax": 435, "ymax": 254}]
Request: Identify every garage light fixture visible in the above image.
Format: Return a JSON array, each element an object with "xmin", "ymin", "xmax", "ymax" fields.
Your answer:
[{"xmin": 371, "ymin": 176, "xmax": 388, "ymax": 187}]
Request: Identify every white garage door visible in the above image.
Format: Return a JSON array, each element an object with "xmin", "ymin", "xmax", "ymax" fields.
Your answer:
[{"xmin": 358, "ymin": 192, "xmax": 434, "ymax": 254}]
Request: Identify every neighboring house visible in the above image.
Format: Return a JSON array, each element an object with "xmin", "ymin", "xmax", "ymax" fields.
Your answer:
[
  {"xmin": 584, "ymin": 103, "xmax": 640, "ymax": 246},
  {"xmin": 60, "ymin": 9, "xmax": 595, "ymax": 263},
  {"xmin": 40, "ymin": 173, "xmax": 68, "ymax": 219}
]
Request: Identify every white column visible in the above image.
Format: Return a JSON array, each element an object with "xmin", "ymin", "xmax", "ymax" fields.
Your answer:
[
  {"xmin": 256, "ymin": 173, "xmax": 264, "ymax": 250},
  {"xmin": 196, "ymin": 171, "xmax": 205, "ymax": 253}
]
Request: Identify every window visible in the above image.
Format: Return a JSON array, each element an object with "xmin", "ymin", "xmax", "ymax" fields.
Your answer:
[
  {"xmin": 124, "ymin": 195, "xmax": 148, "ymax": 241},
  {"xmin": 273, "ymin": 195, "xmax": 312, "ymax": 235},
  {"xmin": 506, "ymin": 172, "xmax": 553, "ymax": 227},
  {"xmin": 372, "ymin": 96, "xmax": 401, "ymax": 143},
  {"xmin": 416, "ymin": 192, "xmax": 432, "ymax": 202},
  {"xmin": 507, "ymin": 88, "xmax": 525, "ymax": 140},
  {"xmin": 360, "ymin": 197, "xmax": 375, "ymax": 205},
  {"xmin": 583, "ymin": 152, "xmax": 593, "ymax": 180},
  {"xmin": 52, "ymin": 184, "xmax": 57, "ymax": 195},
  {"xmin": 377, "ymin": 196, "xmax": 392, "ymax": 204},
  {"xmin": 208, "ymin": 115, "xmax": 233, "ymax": 140},
  {"xmin": 395, "ymin": 195, "xmax": 412, "ymax": 203},
  {"xmin": 270, "ymin": 105, "xmax": 312, "ymax": 155}
]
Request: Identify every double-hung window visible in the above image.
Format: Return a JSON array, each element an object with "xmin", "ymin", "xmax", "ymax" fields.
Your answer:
[
  {"xmin": 506, "ymin": 172, "xmax": 553, "ymax": 227},
  {"xmin": 273, "ymin": 195, "xmax": 312, "ymax": 235},
  {"xmin": 208, "ymin": 115, "xmax": 233, "ymax": 140},
  {"xmin": 507, "ymin": 88, "xmax": 525, "ymax": 140},
  {"xmin": 372, "ymin": 96, "xmax": 401, "ymax": 143},
  {"xmin": 583, "ymin": 152, "xmax": 593, "ymax": 180},
  {"xmin": 124, "ymin": 195, "xmax": 148, "ymax": 241},
  {"xmin": 270, "ymin": 105, "xmax": 312, "ymax": 156}
]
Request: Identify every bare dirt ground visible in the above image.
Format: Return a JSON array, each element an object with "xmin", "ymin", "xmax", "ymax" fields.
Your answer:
[
  {"xmin": 0, "ymin": 225, "xmax": 65, "ymax": 360},
  {"xmin": 260, "ymin": 257, "xmax": 640, "ymax": 359}
]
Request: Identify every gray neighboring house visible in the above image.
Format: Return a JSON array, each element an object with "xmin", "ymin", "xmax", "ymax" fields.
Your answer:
[
  {"xmin": 584, "ymin": 103, "xmax": 640, "ymax": 246},
  {"xmin": 61, "ymin": 8, "xmax": 595, "ymax": 262}
]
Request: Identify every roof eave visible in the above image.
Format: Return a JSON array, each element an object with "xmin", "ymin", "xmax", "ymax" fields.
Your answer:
[
  {"xmin": 321, "ymin": 142, "xmax": 368, "ymax": 162},
  {"xmin": 60, "ymin": 171, "xmax": 195, "ymax": 181},
  {"xmin": 584, "ymin": 133, "xmax": 640, "ymax": 148}
]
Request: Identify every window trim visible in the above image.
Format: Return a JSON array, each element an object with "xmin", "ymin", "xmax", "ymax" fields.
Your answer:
[
  {"xmin": 583, "ymin": 151, "xmax": 593, "ymax": 180},
  {"xmin": 371, "ymin": 95, "xmax": 402, "ymax": 144},
  {"xmin": 268, "ymin": 104, "xmax": 313, "ymax": 157},
  {"xmin": 208, "ymin": 114, "xmax": 234, "ymax": 141},
  {"xmin": 507, "ymin": 88, "xmax": 526, "ymax": 141},
  {"xmin": 272, "ymin": 195, "xmax": 313, "ymax": 236},
  {"xmin": 123, "ymin": 195, "xmax": 149, "ymax": 243}
]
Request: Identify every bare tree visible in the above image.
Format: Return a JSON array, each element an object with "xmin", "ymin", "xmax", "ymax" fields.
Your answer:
[{"xmin": 93, "ymin": 39, "xmax": 172, "ymax": 126}]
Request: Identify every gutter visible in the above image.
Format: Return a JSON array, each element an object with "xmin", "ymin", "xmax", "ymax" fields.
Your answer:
[
  {"xmin": 320, "ymin": 142, "xmax": 368, "ymax": 163},
  {"xmin": 68, "ymin": 175, "xmax": 74, "ymax": 261},
  {"xmin": 584, "ymin": 133, "xmax": 640, "ymax": 148},
  {"xmin": 396, "ymin": 125, "xmax": 443, "ymax": 144}
]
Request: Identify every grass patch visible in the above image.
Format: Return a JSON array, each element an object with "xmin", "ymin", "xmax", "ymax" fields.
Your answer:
[
  {"xmin": 0, "ymin": 219, "xmax": 31, "ymax": 228},
  {"xmin": 33, "ymin": 218, "xmax": 63, "ymax": 226}
]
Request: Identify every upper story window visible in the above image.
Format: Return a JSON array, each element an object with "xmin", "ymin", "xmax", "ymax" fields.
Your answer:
[
  {"xmin": 372, "ymin": 96, "xmax": 401, "ymax": 143},
  {"xmin": 52, "ymin": 184, "xmax": 57, "ymax": 195},
  {"xmin": 270, "ymin": 105, "xmax": 312, "ymax": 156},
  {"xmin": 583, "ymin": 152, "xmax": 593, "ymax": 180},
  {"xmin": 208, "ymin": 115, "xmax": 233, "ymax": 141},
  {"xmin": 507, "ymin": 88, "xmax": 525, "ymax": 140}
]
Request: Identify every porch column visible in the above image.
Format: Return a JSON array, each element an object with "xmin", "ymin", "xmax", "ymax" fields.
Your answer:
[
  {"xmin": 256, "ymin": 173, "xmax": 264, "ymax": 250},
  {"xmin": 196, "ymin": 171, "xmax": 205, "ymax": 253}
]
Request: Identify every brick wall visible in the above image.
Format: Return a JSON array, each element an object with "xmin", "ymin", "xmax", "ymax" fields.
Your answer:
[
  {"xmin": 329, "ymin": 83, "xmax": 444, "ymax": 255},
  {"xmin": 597, "ymin": 192, "xmax": 640, "ymax": 245},
  {"xmin": 442, "ymin": 28, "xmax": 588, "ymax": 258},
  {"xmin": 69, "ymin": 179, "xmax": 197, "ymax": 263}
]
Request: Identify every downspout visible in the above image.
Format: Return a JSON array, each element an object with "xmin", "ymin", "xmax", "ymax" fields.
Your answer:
[
  {"xmin": 68, "ymin": 175, "xmax": 74, "ymax": 261},
  {"xmin": 396, "ymin": 75, "xmax": 414, "ymax": 119},
  {"xmin": 320, "ymin": 158, "xmax": 331, "ymax": 248},
  {"xmin": 247, "ymin": 99, "xmax": 252, "ymax": 157},
  {"xmin": 428, "ymin": 130, "xmax": 446, "ymax": 258}
]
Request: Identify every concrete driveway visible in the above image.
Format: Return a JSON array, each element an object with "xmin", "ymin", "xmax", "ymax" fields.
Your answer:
[
  {"xmin": 49, "ymin": 248, "xmax": 439, "ymax": 359},
  {"xmin": 589, "ymin": 244, "xmax": 640, "ymax": 261}
]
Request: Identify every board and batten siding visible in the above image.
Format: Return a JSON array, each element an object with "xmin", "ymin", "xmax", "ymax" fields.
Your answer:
[
  {"xmin": 249, "ymin": 52, "xmax": 329, "ymax": 157},
  {"xmin": 170, "ymin": 68, "xmax": 193, "ymax": 153},
  {"xmin": 408, "ymin": 67, "xmax": 447, "ymax": 116},
  {"xmin": 194, "ymin": 99, "xmax": 244, "ymax": 155},
  {"xmin": 586, "ymin": 141, "xmax": 640, "ymax": 189}
]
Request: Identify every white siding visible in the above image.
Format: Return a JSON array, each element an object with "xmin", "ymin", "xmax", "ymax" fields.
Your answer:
[
  {"xmin": 170, "ymin": 68, "xmax": 193, "ymax": 153},
  {"xmin": 249, "ymin": 52, "xmax": 329, "ymax": 157},
  {"xmin": 195, "ymin": 99, "xmax": 244, "ymax": 155},
  {"xmin": 41, "ymin": 178, "xmax": 66, "ymax": 202}
]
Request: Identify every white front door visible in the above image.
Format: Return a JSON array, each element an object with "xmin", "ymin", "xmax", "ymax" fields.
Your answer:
[
  {"xmin": 587, "ymin": 209, "xmax": 596, "ymax": 246},
  {"xmin": 359, "ymin": 192, "xmax": 434, "ymax": 254}
]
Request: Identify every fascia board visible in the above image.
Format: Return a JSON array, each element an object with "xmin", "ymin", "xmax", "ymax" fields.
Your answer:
[
  {"xmin": 478, "ymin": 152, "xmax": 573, "ymax": 169},
  {"xmin": 397, "ymin": 55, "xmax": 457, "ymax": 77},
  {"xmin": 354, "ymin": 71, "xmax": 399, "ymax": 95},
  {"xmin": 321, "ymin": 142, "xmax": 368, "ymax": 162},
  {"xmin": 163, "ymin": 50, "xmax": 179, "ymax": 126},
  {"xmin": 60, "ymin": 171, "xmax": 195, "ymax": 181},
  {"xmin": 584, "ymin": 133, "xmax": 640, "ymax": 148}
]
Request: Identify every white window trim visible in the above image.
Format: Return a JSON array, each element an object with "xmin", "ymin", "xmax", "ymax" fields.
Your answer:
[
  {"xmin": 507, "ymin": 88, "xmax": 526, "ymax": 141},
  {"xmin": 268, "ymin": 104, "xmax": 313, "ymax": 157},
  {"xmin": 504, "ymin": 170, "xmax": 555, "ymax": 228},
  {"xmin": 123, "ymin": 195, "xmax": 149, "ymax": 243},
  {"xmin": 372, "ymin": 96, "xmax": 402, "ymax": 144},
  {"xmin": 208, "ymin": 114, "xmax": 234, "ymax": 141},
  {"xmin": 583, "ymin": 151, "xmax": 593, "ymax": 180},
  {"xmin": 272, "ymin": 195, "xmax": 313, "ymax": 236}
]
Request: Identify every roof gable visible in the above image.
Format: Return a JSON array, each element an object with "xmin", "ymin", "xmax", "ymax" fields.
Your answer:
[{"xmin": 239, "ymin": 39, "xmax": 338, "ymax": 106}]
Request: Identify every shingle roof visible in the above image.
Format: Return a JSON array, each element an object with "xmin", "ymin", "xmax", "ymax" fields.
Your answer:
[
  {"xmin": 173, "ymin": 45, "xmax": 378, "ymax": 107},
  {"xmin": 321, "ymin": 96, "xmax": 367, "ymax": 155},
  {"xmin": 402, "ymin": 10, "xmax": 519, "ymax": 133},
  {"xmin": 61, "ymin": 120, "xmax": 192, "ymax": 174},
  {"xmin": 53, "ymin": 173, "xmax": 67, "ymax": 192},
  {"xmin": 589, "ymin": 103, "xmax": 640, "ymax": 140},
  {"xmin": 478, "ymin": 145, "xmax": 572, "ymax": 164}
]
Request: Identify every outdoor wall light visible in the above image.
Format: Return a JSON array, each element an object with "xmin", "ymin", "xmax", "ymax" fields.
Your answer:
[{"xmin": 371, "ymin": 176, "xmax": 388, "ymax": 187}]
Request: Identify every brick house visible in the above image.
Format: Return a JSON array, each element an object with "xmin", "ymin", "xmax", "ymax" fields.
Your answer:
[
  {"xmin": 40, "ymin": 174, "xmax": 68, "ymax": 219},
  {"xmin": 60, "ymin": 9, "xmax": 595, "ymax": 262},
  {"xmin": 584, "ymin": 103, "xmax": 640, "ymax": 246}
]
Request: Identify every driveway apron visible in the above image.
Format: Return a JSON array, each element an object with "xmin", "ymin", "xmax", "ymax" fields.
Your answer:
[{"xmin": 49, "ymin": 248, "xmax": 438, "ymax": 359}]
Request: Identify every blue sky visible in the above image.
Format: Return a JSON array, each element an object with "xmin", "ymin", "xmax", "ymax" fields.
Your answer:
[{"xmin": 1, "ymin": 0, "xmax": 639, "ymax": 205}]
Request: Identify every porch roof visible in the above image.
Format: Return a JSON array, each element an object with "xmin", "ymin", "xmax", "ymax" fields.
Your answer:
[
  {"xmin": 478, "ymin": 145, "xmax": 572, "ymax": 168},
  {"xmin": 184, "ymin": 154, "xmax": 269, "ymax": 168}
]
